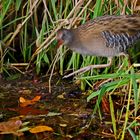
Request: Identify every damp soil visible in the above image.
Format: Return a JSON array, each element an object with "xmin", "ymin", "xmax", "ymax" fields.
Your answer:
[{"xmin": 0, "ymin": 73, "xmax": 126, "ymax": 140}]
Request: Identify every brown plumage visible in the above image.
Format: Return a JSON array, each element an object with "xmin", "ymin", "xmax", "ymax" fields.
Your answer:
[{"xmin": 56, "ymin": 15, "xmax": 140, "ymax": 78}]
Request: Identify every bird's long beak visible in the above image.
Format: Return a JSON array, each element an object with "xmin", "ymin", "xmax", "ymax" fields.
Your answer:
[{"xmin": 56, "ymin": 39, "xmax": 63, "ymax": 48}]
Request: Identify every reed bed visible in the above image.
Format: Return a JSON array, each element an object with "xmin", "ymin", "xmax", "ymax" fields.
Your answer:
[{"xmin": 1, "ymin": 0, "xmax": 140, "ymax": 139}]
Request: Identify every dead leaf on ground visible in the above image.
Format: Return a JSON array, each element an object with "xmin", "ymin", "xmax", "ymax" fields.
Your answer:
[
  {"xmin": 19, "ymin": 96, "xmax": 41, "ymax": 107},
  {"xmin": 29, "ymin": 125, "xmax": 54, "ymax": 133},
  {"xmin": 0, "ymin": 120, "xmax": 23, "ymax": 136},
  {"xmin": 19, "ymin": 106, "xmax": 48, "ymax": 115}
]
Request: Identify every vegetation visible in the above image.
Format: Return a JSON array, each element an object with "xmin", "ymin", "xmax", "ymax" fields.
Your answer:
[{"xmin": 1, "ymin": 0, "xmax": 140, "ymax": 139}]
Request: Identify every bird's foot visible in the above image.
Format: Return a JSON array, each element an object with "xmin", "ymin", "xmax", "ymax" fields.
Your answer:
[
  {"xmin": 63, "ymin": 60, "xmax": 112, "ymax": 78},
  {"xmin": 63, "ymin": 66, "xmax": 92, "ymax": 78}
]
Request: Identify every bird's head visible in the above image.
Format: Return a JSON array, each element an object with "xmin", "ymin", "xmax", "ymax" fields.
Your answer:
[{"xmin": 56, "ymin": 28, "xmax": 73, "ymax": 48}]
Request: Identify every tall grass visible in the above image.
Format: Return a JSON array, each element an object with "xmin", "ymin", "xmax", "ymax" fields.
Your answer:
[{"xmin": 1, "ymin": 0, "xmax": 140, "ymax": 139}]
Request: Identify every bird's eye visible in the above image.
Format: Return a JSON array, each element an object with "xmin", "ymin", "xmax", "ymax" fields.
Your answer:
[{"xmin": 61, "ymin": 32, "xmax": 66, "ymax": 40}]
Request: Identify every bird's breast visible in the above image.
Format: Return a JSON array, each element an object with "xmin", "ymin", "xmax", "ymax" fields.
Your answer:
[{"xmin": 68, "ymin": 38, "xmax": 119, "ymax": 57}]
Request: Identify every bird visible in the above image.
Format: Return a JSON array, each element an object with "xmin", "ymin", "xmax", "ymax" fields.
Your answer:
[{"xmin": 56, "ymin": 15, "xmax": 140, "ymax": 78}]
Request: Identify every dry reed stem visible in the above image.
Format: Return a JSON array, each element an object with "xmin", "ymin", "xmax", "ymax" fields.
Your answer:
[
  {"xmin": 6, "ymin": 0, "xmax": 40, "ymax": 47},
  {"xmin": 47, "ymin": 0, "xmax": 93, "ymax": 92},
  {"xmin": 47, "ymin": 0, "xmax": 85, "ymax": 93},
  {"xmin": 29, "ymin": 0, "xmax": 84, "ymax": 62}
]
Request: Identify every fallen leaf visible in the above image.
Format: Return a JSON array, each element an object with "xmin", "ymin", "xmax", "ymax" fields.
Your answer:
[
  {"xmin": 32, "ymin": 96, "xmax": 41, "ymax": 102},
  {"xmin": 19, "ymin": 97, "xmax": 26, "ymax": 103},
  {"xmin": 19, "ymin": 106, "xmax": 48, "ymax": 115},
  {"xmin": 0, "ymin": 120, "xmax": 23, "ymax": 136},
  {"xmin": 19, "ymin": 96, "xmax": 41, "ymax": 107},
  {"xmin": 29, "ymin": 125, "xmax": 53, "ymax": 133}
]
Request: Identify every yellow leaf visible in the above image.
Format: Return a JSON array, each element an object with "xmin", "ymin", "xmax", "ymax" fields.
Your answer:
[
  {"xmin": 29, "ymin": 126, "xmax": 53, "ymax": 133},
  {"xmin": 19, "ymin": 97, "xmax": 26, "ymax": 103}
]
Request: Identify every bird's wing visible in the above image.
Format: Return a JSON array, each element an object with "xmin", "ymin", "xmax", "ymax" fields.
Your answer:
[{"xmin": 75, "ymin": 15, "xmax": 140, "ymax": 52}]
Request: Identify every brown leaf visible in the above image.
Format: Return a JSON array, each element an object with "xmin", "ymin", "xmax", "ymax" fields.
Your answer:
[
  {"xmin": 19, "ymin": 106, "xmax": 48, "ymax": 115},
  {"xmin": 19, "ymin": 96, "xmax": 41, "ymax": 107},
  {"xmin": 0, "ymin": 120, "xmax": 23, "ymax": 136}
]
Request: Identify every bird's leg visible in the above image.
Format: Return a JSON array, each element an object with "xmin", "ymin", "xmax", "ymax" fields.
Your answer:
[
  {"xmin": 63, "ymin": 57, "xmax": 113, "ymax": 78},
  {"xmin": 117, "ymin": 53, "xmax": 131, "ymax": 71}
]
